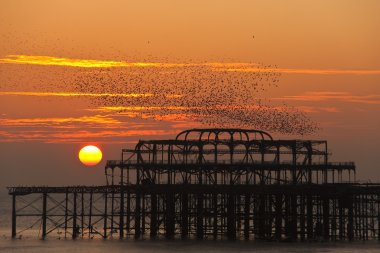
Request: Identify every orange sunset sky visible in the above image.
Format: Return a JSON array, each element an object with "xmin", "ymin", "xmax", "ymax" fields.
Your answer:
[{"xmin": 0, "ymin": 0, "xmax": 379, "ymax": 187}]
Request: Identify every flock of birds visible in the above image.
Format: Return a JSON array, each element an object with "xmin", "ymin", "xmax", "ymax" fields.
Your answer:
[
  {"xmin": 70, "ymin": 60, "xmax": 318, "ymax": 135},
  {"xmin": 0, "ymin": 26, "xmax": 318, "ymax": 135},
  {"xmin": 0, "ymin": 31, "xmax": 318, "ymax": 136}
]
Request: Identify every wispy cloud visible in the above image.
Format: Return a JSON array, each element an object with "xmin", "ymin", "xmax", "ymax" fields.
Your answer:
[
  {"xmin": 0, "ymin": 103, "xmax": 314, "ymax": 143},
  {"xmin": 217, "ymin": 68, "xmax": 380, "ymax": 75},
  {"xmin": 0, "ymin": 115, "xmax": 121, "ymax": 126},
  {"xmin": 89, "ymin": 104, "xmax": 288, "ymax": 111},
  {"xmin": 51, "ymin": 129, "xmax": 176, "ymax": 139},
  {"xmin": 0, "ymin": 91, "xmax": 154, "ymax": 98},
  {"xmin": 1, "ymin": 55, "xmax": 379, "ymax": 75},
  {"xmin": 276, "ymin": 92, "xmax": 380, "ymax": 105},
  {"xmin": 0, "ymin": 129, "xmax": 177, "ymax": 143},
  {"xmin": 0, "ymin": 55, "xmax": 258, "ymax": 69},
  {"xmin": 87, "ymin": 106, "xmax": 190, "ymax": 112},
  {"xmin": 0, "ymin": 55, "xmax": 166, "ymax": 68},
  {"xmin": 297, "ymin": 106, "xmax": 341, "ymax": 113}
]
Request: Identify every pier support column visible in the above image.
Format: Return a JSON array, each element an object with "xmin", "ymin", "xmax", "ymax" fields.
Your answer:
[
  {"xmin": 275, "ymin": 194, "xmax": 282, "ymax": 241},
  {"xmin": 181, "ymin": 194, "xmax": 188, "ymax": 239},
  {"xmin": 300, "ymin": 195, "xmax": 305, "ymax": 241},
  {"xmin": 42, "ymin": 193, "xmax": 47, "ymax": 239},
  {"xmin": 323, "ymin": 197, "xmax": 330, "ymax": 240},
  {"xmin": 103, "ymin": 193, "xmax": 108, "ymax": 239},
  {"xmin": 119, "ymin": 188, "xmax": 125, "ymax": 239},
  {"xmin": 135, "ymin": 193, "xmax": 141, "ymax": 239},
  {"xmin": 213, "ymin": 194, "xmax": 218, "ymax": 240},
  {"xmin": 142, "ymin": 194, "xmax": 146, "ymax": 235},
  {"xmin": 253, "ymin": 194, "xmax": 258, "ymax": 238},
  {"xmin": 348, "ymin": 196, "xmax": 354, "ymax": 241},
  {"xmin": 150, "ymin": 194, "xmax": 157, "ymax": 238},
  {"xmin": 166, "ymin": 193, "xmax": 175, "ymax": 239},
  {"xmin": 11, "ymin": 194, "xmax": 16, "ymax": 239},
  {"xmin": 110, "ymin": 191, "xmax": 115, "ymax": 236},
  {"xmin": 244, "ymin": 194, "xmax": 250, "ymax": 240},
  {"xmin": 290, "ymin": 194, "xmax": 297, "ymax": 241},
  {"xmin": 258, "ymin": 194, "xmax": 265, "ymax": 239},
  {"xmin": 72, "ymin": 192, "xmax": 78, "ymax": 239},
  {"xmin": 64, "ymin": 192, "xmax": 68, "ymax": 238},
  {"xmin": 81, "ymin": 192, "xmax": 84, "ymax": 238},
  {"xmin": 88, "ymin": 191, "xmax": 93, "ymax": 238},
  {"xmin": 307, "ymin": 195, "xmax": 313, "ymax": 240},
  {"xmin": 126, "ymin": 191, "xmax": 131, "ymax": 234},
  {"xmin": 339, "ymin": 198, "xmax": 344, "ymax": 240},
  {"xmin": 227, "ymin": 194, "xmax": 236, "ymax": 240},
  {"xmin": 197, "ymin": 194, "xmax": 204, "ymax": 239}
]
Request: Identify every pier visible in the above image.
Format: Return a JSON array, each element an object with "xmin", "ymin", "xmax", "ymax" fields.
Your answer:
[{"xmin": 8, "ymin": 128, "xmax": 380, "ymax": 241}]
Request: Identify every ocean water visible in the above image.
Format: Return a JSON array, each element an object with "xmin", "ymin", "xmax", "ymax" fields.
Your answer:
[
  {"xmin": 2, "ymin": 189, "xmax": 380, "ymax": 253},
  {"xmin": 0, "ymin": 190, "xmax": 11, "ymax": 238},
  {"xmin": 2, "ymin": 239, "xmax": 380, "ymax": 253}
]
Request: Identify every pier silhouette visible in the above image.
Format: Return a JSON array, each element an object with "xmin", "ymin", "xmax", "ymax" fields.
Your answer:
[{"xmin": 7, "ymin": 129, "xmax": 380, "ymax": 241}]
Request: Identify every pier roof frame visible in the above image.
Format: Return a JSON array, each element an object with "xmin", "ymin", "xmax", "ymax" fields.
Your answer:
[{"xmin": 175, "ymin": 128, "xmax": 273, "ymax": 142}]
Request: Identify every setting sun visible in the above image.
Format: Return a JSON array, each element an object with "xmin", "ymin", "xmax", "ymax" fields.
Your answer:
[{"xmin": 78, "ymin": 145, "xmax": 102, "ymax": 166}]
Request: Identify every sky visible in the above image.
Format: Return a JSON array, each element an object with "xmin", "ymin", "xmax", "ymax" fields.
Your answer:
[{"xmin": 0, "ymin": 0, "xmax": 379, "ymax": 187}]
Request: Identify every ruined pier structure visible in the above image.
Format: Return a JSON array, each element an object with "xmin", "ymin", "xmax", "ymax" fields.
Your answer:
[{"xmin": 8, "ymin": 128, "xmax": 380, "ymax": 241}]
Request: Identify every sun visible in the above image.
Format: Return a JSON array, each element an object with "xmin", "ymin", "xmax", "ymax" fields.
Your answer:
[{"xmin": 78, "ymin": 145, "xmax": 102, "ymax": 166}]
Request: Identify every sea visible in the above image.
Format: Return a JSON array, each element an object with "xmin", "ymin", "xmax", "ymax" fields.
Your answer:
[{"xmin": 1, "ymin": 189, "xmax": 380, "ymax": 253}]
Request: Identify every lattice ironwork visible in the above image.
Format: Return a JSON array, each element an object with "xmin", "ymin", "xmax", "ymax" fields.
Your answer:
[{"xmin": 9, "ymin": 128, "xmax": 379, "ymax": 242}]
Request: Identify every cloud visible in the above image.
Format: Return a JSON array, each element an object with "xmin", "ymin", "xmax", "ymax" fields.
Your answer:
[
  {"xmin": 0, "ymin": 55, "xmax": 166, "ymax": 68},
  {"xmin": 0, "ymin": 102, "xmax": 319, "ymax": 143},
  {"xmin": 86, "ymin": 106, "xmax": 191, "ymax": 112},
  {"xmin": 0, "ymin": 55, "xmax": 258, "ymax": 69},
  {"xmin": 0, "ymin": 91, "xmax": 154, "ymax": 98},
  {"xmin": 0, "ymin": 115, "xmax": 121, "ymax": 126},
  {"xmin": 297, "ymin": 106, "xmax": 341, "ymax": 113},
  {"xmin": 2, "ymin": 55, "xmax": 379, "ymax": 75},
  {"xmin": 218, "ymin": 68, "xmax": 380, "ymax": 75},
  {"xmin": 275, "ymin": 91, "xmax": 380, "ymax": 105},
  {"xmin": 0, "ymin": 129, "xmax": 176, "ymax": 143}
]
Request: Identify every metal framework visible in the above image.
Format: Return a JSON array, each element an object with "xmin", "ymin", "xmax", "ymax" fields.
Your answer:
[{"xmin": 8, "ymin": 128, "xmax": 380, "ymax": 241}]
